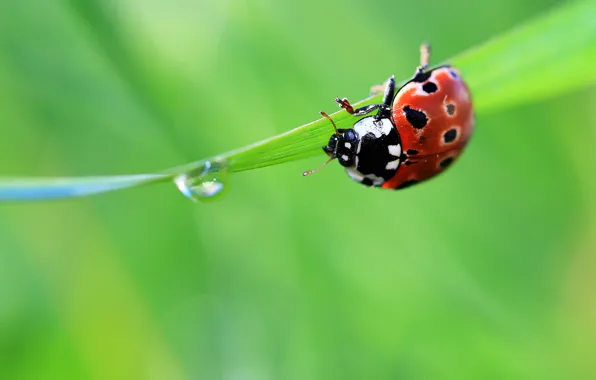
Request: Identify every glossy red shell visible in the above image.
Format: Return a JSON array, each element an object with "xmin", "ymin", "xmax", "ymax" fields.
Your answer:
[{"xmin": 382, "ymin": 66, "xmax": 474, "ymax": 189}]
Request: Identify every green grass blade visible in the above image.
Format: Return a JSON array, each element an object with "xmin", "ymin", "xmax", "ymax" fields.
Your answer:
[
  {"xmin": 0, "ymin": 0, "xmax": 594, "ymax": 202},
  {"xmin": 0, "ymin": 174, "xmax": 167, "ymax": 201}
]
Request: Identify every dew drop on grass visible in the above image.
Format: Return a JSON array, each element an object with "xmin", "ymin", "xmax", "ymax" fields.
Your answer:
[{"xmin": 174, "ymin": 160, "xmax": 229, "ymax": 202}]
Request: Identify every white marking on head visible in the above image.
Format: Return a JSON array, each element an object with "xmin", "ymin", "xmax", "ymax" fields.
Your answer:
[
  {"xmin": 341, "ymin": 154, "xmax": 349, "ymax": 161},
  {"xmin": 353, "ymin": 116, "xmax": 394, "ymax": 139},
  {"xmin": 380, "ymin": 119, "xmax": 392, "ymax": 136},
  {"xmin": 385, "ymin": 158, "xmax": 400, "ymax": 171},
  {"xmin": 388, "ymin": 144, "xmax": 401, "ymax": 157},
  {"xmin": 344, "ymin": 142, "xmax": 351, "ymax": 149}
]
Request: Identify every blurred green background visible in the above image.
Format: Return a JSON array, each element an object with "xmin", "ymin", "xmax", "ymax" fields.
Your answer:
[{"xmin": 2, "ymin": 0, "xmax": 596, "ymax": 379}]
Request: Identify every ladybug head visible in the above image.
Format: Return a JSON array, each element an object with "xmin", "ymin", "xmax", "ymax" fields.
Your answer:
[
  {"xmin": 303, "ymin": 112, "xmax": 359, "ymax": 177},
  {"xmin": 323, "ymin": 129, "xmax": 358, "ymax": 167}
]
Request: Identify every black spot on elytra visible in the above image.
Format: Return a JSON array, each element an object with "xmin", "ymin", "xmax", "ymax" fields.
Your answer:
[
  {"xmin": 403, "ymin": 106, "xmax": 428, "ymax": 129},
  {"xmin": 422, "ymin": 82, "xmax": 438, "ymax": 93},
  {"xmin": 404, "ymin": 160, "xmax": 416, "ymax": 166},
  {"xmin": 446, "ymin": 104, "xmax": 455, "ymax": 115},
  {"xmin": 443, "ymin": 129, "xmax": 457, "ymax": 143},
  {"xmin": 440, "ymin": 157, "xmax": 454, "ymax": 168},
  {"xmin": 361, "ymin": 177, "xmax": 374, "ymax": 187},
  {"xmin": 396, "ymin": 179, "xmax": 419, "ymax": 189},
  {"xmin": 407, "ymin": 149, "xmax": 419, "ymax": 155}
]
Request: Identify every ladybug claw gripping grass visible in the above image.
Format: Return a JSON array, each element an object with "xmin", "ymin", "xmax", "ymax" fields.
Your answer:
[{"xmin": 304, "ymin": 44, "xmax": 474, "ymax": 190}]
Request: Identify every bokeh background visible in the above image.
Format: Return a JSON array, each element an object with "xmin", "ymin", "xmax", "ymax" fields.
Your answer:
[{"xmin": 2, "ymin": 0, "xmax": 596, "ymax": 379}]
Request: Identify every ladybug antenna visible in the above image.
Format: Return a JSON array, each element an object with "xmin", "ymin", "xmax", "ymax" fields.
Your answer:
[
  {"xmin": 303, "ymin": 156, "xmax": 335, "ymax": 177},
  {"xmin": 303, "ymin": 111, "xmax": 340, "ymax": 176},
  {"xmin": 320, "ymin": 111, "xmax": 339, "ymax": 135}
]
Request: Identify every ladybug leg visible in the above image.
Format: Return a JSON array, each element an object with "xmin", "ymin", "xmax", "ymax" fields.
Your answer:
[
  {"xmin": 370, "ymin": 83, "xmax": 385, "ymax": 96},
  {"xmin": 335, "ymin": 97, "xmax": 379, "ymax": 116},
  {"xmin": 335, "ymin": 76, "xmax": 395, "ymax": 117},
  {"xmin": 370, "ymin": 75, "xmax": 396, "ymax": 99},
  {"xmin": 420, "ymin": 43, "xmax": 431, "ymax": 71},
  {"xmin": 381, "ymin": 75, "xmax": 395, "ymax": 107},
  {"xmin": 414, "ymin": 43, "xmax": 431, "ymax": 77},
  {"xmin": 335, "ymin": 97, "xmax": 355, "ymax": 114},
  {"xmin": 370, "ymin": 78, "xmax": 395, "ymax": 96}
]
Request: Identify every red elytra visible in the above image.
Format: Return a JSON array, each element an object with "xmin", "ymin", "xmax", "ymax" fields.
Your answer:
[{"xmin": 383, "ymin": 65, "xmax": 474, "ymax": 189}]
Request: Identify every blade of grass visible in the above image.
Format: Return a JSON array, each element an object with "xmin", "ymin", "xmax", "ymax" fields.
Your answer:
[
  {"xmin": 1, "ymin": 0, "xmax": 594, "ymax": 201},
  {"xmin": 0, "ymin": 174, "xmax": 167, "ymax": 201}
]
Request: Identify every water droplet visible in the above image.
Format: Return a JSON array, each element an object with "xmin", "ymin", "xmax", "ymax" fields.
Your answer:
[{"xmin": 174, "ymin": 160, "xmax": 229, "ymax": 202}]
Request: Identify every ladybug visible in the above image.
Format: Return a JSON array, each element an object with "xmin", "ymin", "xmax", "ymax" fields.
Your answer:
[{"xmin": 304, "ymin": 44, "xmax": 474, "ymax": 189}]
